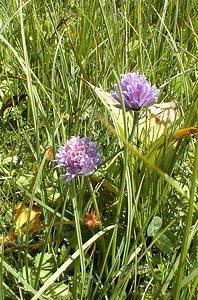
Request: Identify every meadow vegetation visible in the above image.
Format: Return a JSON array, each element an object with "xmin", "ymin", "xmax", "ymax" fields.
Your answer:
[{"xmin": 0, "ymin": 0, "xmax": 197, "ymax": 299}]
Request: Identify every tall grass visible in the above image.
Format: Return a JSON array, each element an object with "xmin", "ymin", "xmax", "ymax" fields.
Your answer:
[{"xmin": 0, "ymin": 0, "xmax": 197, "ymax": 299}]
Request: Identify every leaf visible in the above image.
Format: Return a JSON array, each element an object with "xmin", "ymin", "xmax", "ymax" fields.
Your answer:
[
  {"xmin": 2, "ymin": 156, "xmax": 18, "ymax": 164},
  {"xmin": 34, "ymin": 253, "xmax": 54, "ymax": 268},
  {"xmin": 14, "ymin": 202, "xmax": 41, "ymax": 234},
  {"xmin": 34, "ymin": 253, "xmax": 55, "ymax": 283},
  {"xmin": 45, "ymin": 283, "xmax": 69, "ymax": 298},
  {"xmin": 82, "ymin": 79, "xmax": 133, "ymax": 141},
  {"xmin": 181, "ymin": 266, "xmax": 198, "ymax": 288},
  {"xmin": 155, "ymin": 234, "xmax": 174, "ymax": 255},
  {"xmin": 145, "ymin": 135, "xmax": 167, "ymax": 164},
  {"xmin": 140, "ymin": 100, "xmax": 180, "ymax": 141},
  {"xmin": 16, "ymin": 175, "xmax": 34, "ymax": 187},
  {"xmin": 44, "ymin": 145, "xmax": 54, "ymax": 160},
  {"xmin": 0, "ymin": 232, "xmax": 17, "ymax": 244},
  {"xmin": 147, "ymin": 216, "xmax": 163, "ymax": 237},
  {"xmin": 172, "ymin": 127, "xmax": 197, "ymax": 140},
  {"xmin": 21, "ymin": 266, "xmax": 37, "ymax": 287},
  {"xmin": 149, "ymin": 100, "xmax": 179, "ymax": 124},
  {"xmin": 1, "ymin": 203, "xmax": 42, "ymax": 244},
  {"xmin": 144, "ymin": 126, "xmax": 197, "ymax": 175}
]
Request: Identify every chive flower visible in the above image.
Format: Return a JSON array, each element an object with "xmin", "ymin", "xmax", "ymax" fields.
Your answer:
[
  {"xmin": 55, "ymin": 137, "xmax": 101, "ymax": 182},
  {"xmin": 112, "ymin": 72, "xmax": 159, "ymax": 111}
]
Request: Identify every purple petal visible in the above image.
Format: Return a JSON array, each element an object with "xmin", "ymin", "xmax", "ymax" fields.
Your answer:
[{"xmin": 112, "ymin": 72, "xmax": 159, "ymax": 111}]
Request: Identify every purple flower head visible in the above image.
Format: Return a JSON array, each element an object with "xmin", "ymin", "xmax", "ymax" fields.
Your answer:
[
  {"xmin": 55, "ymin": 136, "xmax": 102, "ymax": 182},
  {"xmin": 112, "ymin": 72, "xmax": 159, "ymax": 111}
]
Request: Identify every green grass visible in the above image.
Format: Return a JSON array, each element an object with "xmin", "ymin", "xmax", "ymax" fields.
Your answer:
[{"xmin": 0, "ymin": 0, "xmax": 197, "ymax": 299}]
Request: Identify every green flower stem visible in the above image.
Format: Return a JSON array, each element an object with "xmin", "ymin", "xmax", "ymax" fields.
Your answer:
[
  {"xmin": 71, "ymin": 180, "xmax": 86, "ymax": 286},
  {"xmin": 129, "ymin": 110, "xmax": 140, "ymax": 142},
  {"xmin": 174, "ymin": 128, "xmax": 198, "ymax": 299}
]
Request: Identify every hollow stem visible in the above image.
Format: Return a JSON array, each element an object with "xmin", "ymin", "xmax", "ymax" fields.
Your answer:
[{"xmin": 129, "ymin": 110, "xmax": 140, "ymax": 142}]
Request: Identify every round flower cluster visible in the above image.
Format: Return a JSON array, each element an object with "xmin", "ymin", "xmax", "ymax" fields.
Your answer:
[
  {"xmin": 55, "ymin": 136, "xmax": 101, "ymax": 182},
  {"xmin": 112, "ymin": 72, "xmax": 159, "ymax": 111}
]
